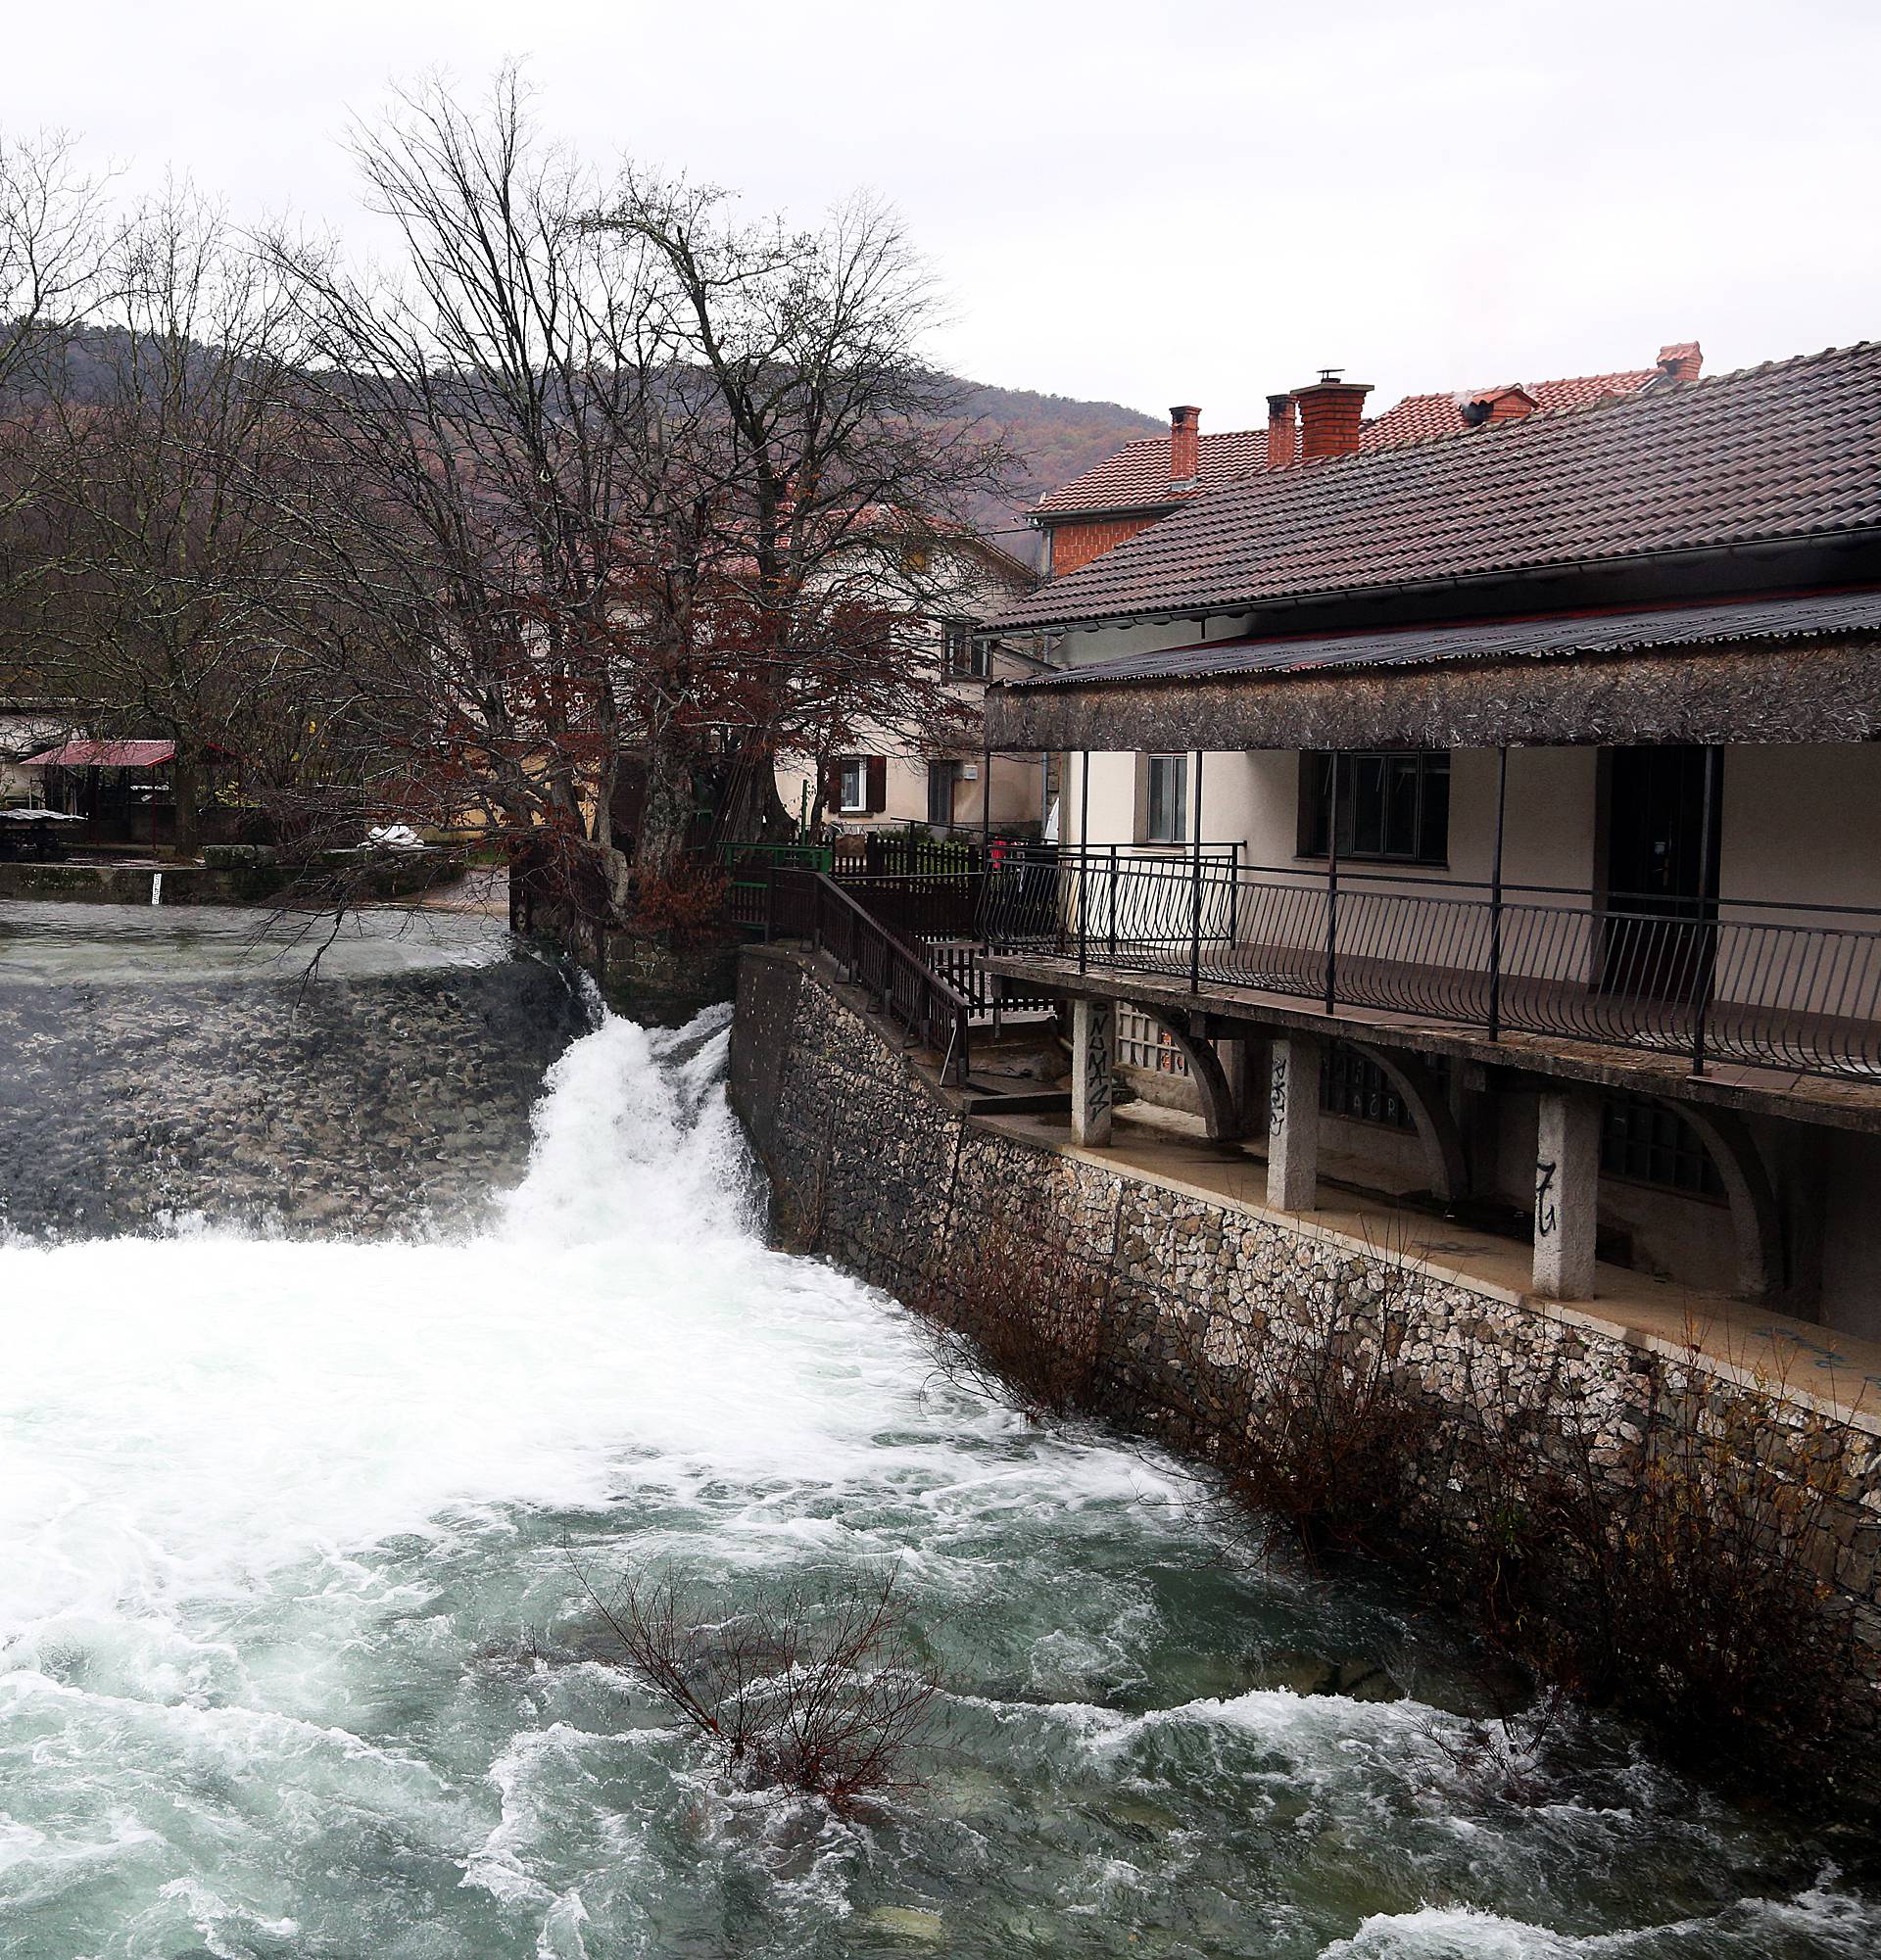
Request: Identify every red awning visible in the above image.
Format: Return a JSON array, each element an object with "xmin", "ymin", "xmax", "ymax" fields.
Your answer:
[{"xmin": 24, "ymin": 740, "xmax": 179, "ymax": 768}]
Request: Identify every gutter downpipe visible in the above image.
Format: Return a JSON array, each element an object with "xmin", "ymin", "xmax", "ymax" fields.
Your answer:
[
  {"xmin": 1189, "ymin": 749, "xmax": 1204, "ymax": 993},
  {"xmin": 1488, "ymin": 745, "xmax": 1508, "ymax": 1039},
  {"xmin": 1691, "ymin": 743, "xmax": 1720, "ymax": 1075},
  {"xmin": 1324, "ymin": 750, "xmax": 1341, "ymax": 1015},
  {"xmin": 1078, "ymin": 748, "xmax": 1089, "ymax": 974}
]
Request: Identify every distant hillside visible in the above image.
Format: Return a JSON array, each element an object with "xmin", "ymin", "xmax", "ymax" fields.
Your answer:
[
  {"xmin": 950, "ymin": 381, "xmax": 1163, "ymax": 566},
  {"xmin": 16, "ymin": 328, "xmax": 1160, "ymax": 576}
]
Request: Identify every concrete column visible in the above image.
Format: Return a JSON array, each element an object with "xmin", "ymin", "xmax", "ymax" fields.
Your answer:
[
  {"xmin": 1266, "ymin": 1033, "xmax": 1323, "ymax": 1212},
  {"xmin": 1072, "ymin": 998, "xmax": 1116, "ymax": 1147},
  {"xmin": 1533, "ymin": 1087, "xmax": 1601, "ymax": 1300}
]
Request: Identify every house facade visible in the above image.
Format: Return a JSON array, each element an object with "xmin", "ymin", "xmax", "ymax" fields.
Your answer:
[
  {"xmin": 774, "ymin": 530, "xmax": 1048, "ymax": 839},
  {"xmin": 980, "ymin": 342, "xmax": 1881, "ymax": 1340}
]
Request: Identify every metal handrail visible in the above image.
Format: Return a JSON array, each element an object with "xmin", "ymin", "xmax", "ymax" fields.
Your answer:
[
  {"xmin": 977, "ymin": 847, "xmax": 1881, "ymax": 1083},
  {"xmin": 770, "ymin": 870, "xmax": 975, "ymax": 1085}
]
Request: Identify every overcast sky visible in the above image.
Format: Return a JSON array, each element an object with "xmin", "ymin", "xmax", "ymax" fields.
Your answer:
[{"xmin": 9, "ymin": 0, "xmax": 1879, "ymax": 431}]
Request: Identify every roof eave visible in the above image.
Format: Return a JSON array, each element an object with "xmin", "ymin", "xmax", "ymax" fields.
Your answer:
[{"xmin": 983, "ymin": 526, "xmax": 1881, "ymax": 639}]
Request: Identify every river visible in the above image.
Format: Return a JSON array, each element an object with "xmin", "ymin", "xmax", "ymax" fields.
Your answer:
[{"xmin": 0, "ymin": 920, "xmax": 1876, "ymax": 1956}]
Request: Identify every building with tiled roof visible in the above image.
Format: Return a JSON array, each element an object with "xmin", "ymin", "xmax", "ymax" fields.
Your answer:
[
  {"xmin": 974, "ymin": 337, "xmax": 1881, "ymax": 1339},
  {"xmin": 1030, "ymin": 342, "xmax": 1701, "ymax": 580},
  {"xmin": 992, "ymin": 340, "xmax": 1869, "ymax": 635}
]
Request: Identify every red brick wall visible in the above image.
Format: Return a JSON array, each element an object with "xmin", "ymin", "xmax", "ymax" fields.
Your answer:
[{"xmin": 1048, "ymin": 514, "xmax": 1158, "ymax": 577}]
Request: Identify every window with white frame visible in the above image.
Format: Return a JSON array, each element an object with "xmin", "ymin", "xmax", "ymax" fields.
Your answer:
[
  {"xmin": 1143, "ymin": 753, "xmax": 1189, "ymax": 845},
  {"xmin": 839, "ymin": 758, "xmax": 868, "ymax": 812}
]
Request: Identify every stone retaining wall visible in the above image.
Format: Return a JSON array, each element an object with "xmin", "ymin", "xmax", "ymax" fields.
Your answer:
[{"xmin": 730, "ymin": 944, "xmax": 1881, "ymax": 1794}]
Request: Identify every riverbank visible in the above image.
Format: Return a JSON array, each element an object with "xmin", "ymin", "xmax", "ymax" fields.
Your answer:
[{"xmin": 728, "ymin": 941, "xmax": 1881, "ymax": 1807}]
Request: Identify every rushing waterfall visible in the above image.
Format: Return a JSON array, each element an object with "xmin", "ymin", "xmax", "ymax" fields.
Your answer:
[{"xmin": 1, "ymin": 1002, "xmax": 1876, "ymax": 1958}]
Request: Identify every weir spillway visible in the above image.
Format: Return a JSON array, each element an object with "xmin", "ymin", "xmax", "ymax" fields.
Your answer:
[{"xmin": 0, "ymin": 900, "xmax": 1876, "ymax": 1955}]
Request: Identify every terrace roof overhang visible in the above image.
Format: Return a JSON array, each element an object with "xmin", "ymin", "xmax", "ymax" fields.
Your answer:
[{"xmin": 983, "ymin": 588, "xmax": 1881, "ymax": 753}]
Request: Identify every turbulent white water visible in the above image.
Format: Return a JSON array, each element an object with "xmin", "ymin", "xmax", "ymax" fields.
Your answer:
[{"xmin": 1, "ymin": 1005, "xmax": 1876, "ymax": 1957}]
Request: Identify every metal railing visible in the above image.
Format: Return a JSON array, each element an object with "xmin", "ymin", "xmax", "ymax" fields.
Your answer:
[
  {"xmin": 768, "ymin": 870, "xmax": 976, "ymax": 1083},
  {"xmin": 977, "ymin": 847, "xmax": 1881, "ymax": 1083}
]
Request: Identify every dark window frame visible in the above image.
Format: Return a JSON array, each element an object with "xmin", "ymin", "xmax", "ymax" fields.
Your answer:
[
  {"xmin": 1600, "ymin": 1094, "xmax": 1726, "ymax": 1201},
  {"xmin": 941, "ymin": 619, "xmax": 986, "ymax": 678},
  {"xmin": 1297, "ymin": 750, "xmax": 1451, "ymax": 865}
]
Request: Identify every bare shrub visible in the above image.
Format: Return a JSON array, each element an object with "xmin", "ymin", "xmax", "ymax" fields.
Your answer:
[
  {"xmin": 630, "ymin": 858, "xmax": 732, "ymax": 950},
  {"xmin": 1429, "ymin": 1684, "xmax": 1584, "ymax": 1807},
  {"xmin": 568, "ymin": 1556, "xmax": 940, "ymax": 1812},
  {"xmin": 1161, "ymin": 1238, "xmax": 1435, "ymax": 1558},
  {"xmin": 912, "ymin": 1223, "xmax": 1114, "ymax": 1424}
]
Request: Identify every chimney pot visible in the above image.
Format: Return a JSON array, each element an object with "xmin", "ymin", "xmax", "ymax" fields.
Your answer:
[
  {"xmin": 1169, "ymin": 405, "xmax": 1201, "ymax": 487},
  {"xmin": 1657, "ymin": 341, "xmax": 1703, "ymax": 384},
  {"xmin": 1292, "ymin": 373, "xmax": 1374, "ymax": 462},
  {"xmin": 1266, "ymin": 393, "xmax": 1298, "ymax": 470}
]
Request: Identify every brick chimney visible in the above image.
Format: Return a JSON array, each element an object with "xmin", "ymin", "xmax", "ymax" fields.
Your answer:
[
  {"xmin": 1657, "ymin": 341, "xmax": 1703, "ymax": 383},
  {"xmin": 1465, "ymin": 384, "xmax": 1539, "ymax": 426},
  {"xmin": 1266, "ymin": 393, "xmax": 1297, "ymax": 469},
  {"xmin": 1169, "ymin": 405, "xmax": 1201, "ymax": 488},
  {"xmin": 1293, "ymin": 370, "xmax": 1374, "ymax": 462}
]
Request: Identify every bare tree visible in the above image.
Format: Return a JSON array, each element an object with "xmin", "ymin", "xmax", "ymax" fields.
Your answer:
[
  {"xmin": 596, "ymin": 176, "xmax": 1016, "ymax": 852},
  {"xmin": 14, "ymin": 188, "xmax": 320, "ymax": 853},
  {"xmin": 0, "ymin": 126, "xmax": 109, "ymax": 395},
  {"xmin": 265, "ymin": 71, "xmax": 1014, "ymax": 953}
]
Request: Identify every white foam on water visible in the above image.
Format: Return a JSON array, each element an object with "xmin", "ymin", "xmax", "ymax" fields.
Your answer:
[{"xmin": 1, "ymin": 1001, "xmax": 1874, "ymax": 1956}]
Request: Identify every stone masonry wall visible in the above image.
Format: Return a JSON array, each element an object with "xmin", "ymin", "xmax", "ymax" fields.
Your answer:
[{"xmin": 730, "ymin": 944, "xmax": 1881, "ymax": 1792}]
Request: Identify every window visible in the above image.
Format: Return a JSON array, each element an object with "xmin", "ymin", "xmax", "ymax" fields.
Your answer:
[
  {"xmin": 1144, "ymin": 753, "xmax": 1189, "ymax": 845},
  {"xmin": 926, "ymin": 759, "xmax": 958, "ymax": 828},
  {"xmin": 1298, "ymin": 751, "xmax": 1449, "ymax": 864},
  {"xmin": 941, "ymin": 619, "xmax": 986, "ymax": 678},
  {"xmin": 838, "ymin": 758, "xmax": 868, "ymax": 813},
  {"xmin": 1600, "ymin": 1095, "xmax": 1725, "ymax": 1199},
  {"xmin": 1320, "ymin": 1043, "xmax": 1423, "ymax": 1131}
]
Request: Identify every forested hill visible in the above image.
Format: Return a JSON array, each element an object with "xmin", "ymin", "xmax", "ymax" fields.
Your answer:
[
  {"xmin": 13, "ymin": 325, "xmax": 1162, "ymax": 571},
  {"xmin": 951, "ymin": 380, "xmax": 1163, "ymax": 563}
]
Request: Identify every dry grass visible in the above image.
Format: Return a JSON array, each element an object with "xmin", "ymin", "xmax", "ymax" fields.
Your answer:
[{"xmin": 913, "ymin": 1224, "xmax": 1113, "ymax": 1424}]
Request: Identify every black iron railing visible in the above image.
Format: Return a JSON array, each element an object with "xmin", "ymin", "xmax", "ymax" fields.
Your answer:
[
  {"xmin": 978, "ymin": 847, "xmax": 1881, "ymax": 1083},
  {"xmin": 766, "ymin": 870, "xmax": 976, "ymax": 1083}
]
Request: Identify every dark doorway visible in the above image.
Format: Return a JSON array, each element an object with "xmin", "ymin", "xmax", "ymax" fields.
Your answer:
[
  {"xmin": 1600, "ymin": 745, "xmax": 1721, "ymax": 998},
  {"xmin": 926, "ymin": 759, "xmax": 959, "ymax": 830}
]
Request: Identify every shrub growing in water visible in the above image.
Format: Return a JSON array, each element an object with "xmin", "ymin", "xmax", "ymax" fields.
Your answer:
[{"xmin": 570, "ymin": 1557, "xmax": 940, "ymax": 1812}]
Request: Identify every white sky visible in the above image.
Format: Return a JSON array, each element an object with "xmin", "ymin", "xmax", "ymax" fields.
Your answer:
[{"xmin": 9, "ymin": 0, "xmax": 1880, "ymax": 431}]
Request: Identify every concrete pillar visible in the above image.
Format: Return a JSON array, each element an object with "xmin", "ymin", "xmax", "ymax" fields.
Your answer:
[
  {"xmin": 1533, "ymin": 1087, "xmax": 1601, "ymax": 1300},
  {"xmin": 1072, "ymin": 998, "xmax": 1116, "ymax": 1147},
  {"xmin": 1266, "ymin": 1033, "xmax": 1323, "ymax": 1212}
]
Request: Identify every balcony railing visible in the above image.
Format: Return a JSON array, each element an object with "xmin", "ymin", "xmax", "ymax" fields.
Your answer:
[{"xmin": 978, "ymin": 848, "xmax": 1881, "ymax": 1084}]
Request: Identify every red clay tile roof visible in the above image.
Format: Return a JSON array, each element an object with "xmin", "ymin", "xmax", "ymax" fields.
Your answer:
[
  {"xmin": 1032, "ymin": 428, "xmax": 1270, "ymax": 516},
  {"xmin": 1362, "ymin": 368, "xmax": 1660, "ymax": 448},
  {"xmin": 1034, "ymin": 367, "xmax": 1666, "ymax": 520},
  {"xmin": 24, "ymin": 739, "xmax": 180, "ymax": 768},
  {"xmin": 989, "ymin": 343, "xmax": 1881, "ymax": 633}
]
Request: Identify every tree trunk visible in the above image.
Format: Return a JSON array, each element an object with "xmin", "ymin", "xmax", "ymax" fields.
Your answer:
[
  {"xmin": 633, "ymin": 735, "xmax": 695, "ymax": 885},
  {"xmin": 170, "ymin": 740, "xmax": 202, "ymax": 858}
]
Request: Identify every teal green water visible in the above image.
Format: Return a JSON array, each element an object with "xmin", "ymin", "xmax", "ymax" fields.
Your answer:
[{"xmin": 0, "ymin": 1010, "xmax": 1873, "ymax": 1957}]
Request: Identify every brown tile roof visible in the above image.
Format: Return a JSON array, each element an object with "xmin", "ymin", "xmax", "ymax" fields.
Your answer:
[
  {"xmin": 989, "ymin": 344, "xmax": 1881, "ymax": 634},
  {"xmin": 1362, "ymin": 367, "xmax": 1659, "ymax": 448},
  {"xmin": 1032, "ymin": 427, "xmax": 1269, "ymax": 515},
  {"xmin": 1006, "ymin": 589, "xmax": 1881, "ymax": 689}
]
